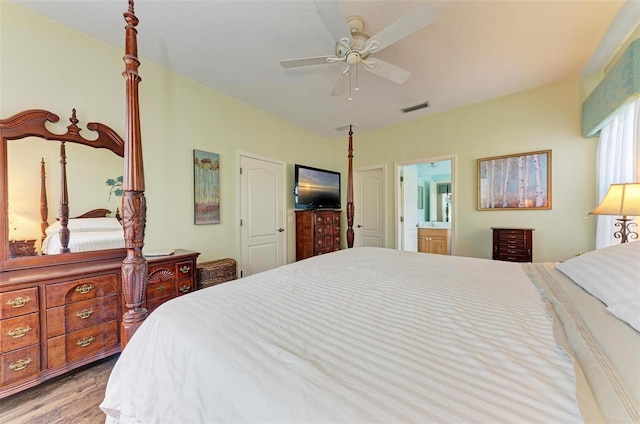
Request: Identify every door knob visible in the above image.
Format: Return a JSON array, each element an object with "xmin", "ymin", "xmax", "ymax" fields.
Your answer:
[
  {"xmin": 356, "ymin": 225, "xmax": 363, "ymax": 228},
  {"xmin": 277, "ymin": 228, "xmax": 284, "ymax": 232}
]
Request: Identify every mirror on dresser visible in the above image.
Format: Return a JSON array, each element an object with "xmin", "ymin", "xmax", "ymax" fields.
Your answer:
[{"xmin": 0, "ymin": 109, "xmax": 126, "ymax": 271}]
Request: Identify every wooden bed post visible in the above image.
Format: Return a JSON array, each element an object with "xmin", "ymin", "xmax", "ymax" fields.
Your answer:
[
  {"xmin": 40, "ymin": 158, "xmax": 48, "ymax": 246},
  {"xmin": 58, "ymin": 141, "xmax": 70, "ymax": 253},
  {"xmin": 120, "ymin": 0, "xmax": 148, "ymax": 348},
  {"xmin": 346, "ymin": 125, "xmax": 354, "ymax": 248}
]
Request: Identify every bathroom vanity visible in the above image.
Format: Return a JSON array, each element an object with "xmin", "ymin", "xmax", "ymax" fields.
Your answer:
[{"xmin": 417, "ymin": 227, "xmax": 450, "ymax": 255}]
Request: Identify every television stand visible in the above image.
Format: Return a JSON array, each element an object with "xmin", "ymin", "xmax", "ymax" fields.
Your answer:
[{"xmin": 295, "ymin": 210, "xmax": 341, "ymax": 261}]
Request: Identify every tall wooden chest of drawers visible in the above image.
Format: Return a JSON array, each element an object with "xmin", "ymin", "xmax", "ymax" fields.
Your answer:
[
  {"xmin": 295, "ymin": 210, "xmax": 341, "ymax": 261},
  {"xmin": 492, "ymin": 227, "xmax": 534, "ymax": 262}
]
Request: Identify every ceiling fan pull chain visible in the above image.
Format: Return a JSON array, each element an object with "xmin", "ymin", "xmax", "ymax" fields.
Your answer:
[
  {"xmin": 348, "ymin": 66, "xmax": 353, "ymax": 101},
  {"xmin": 355, "ymin": 65, "xmax": 359, "ymax": 92}
]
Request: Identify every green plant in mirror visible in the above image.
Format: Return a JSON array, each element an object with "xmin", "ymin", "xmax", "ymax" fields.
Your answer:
[{"xmin": 105, "ymin": 176, "xmax": 123, "ymax": 201}]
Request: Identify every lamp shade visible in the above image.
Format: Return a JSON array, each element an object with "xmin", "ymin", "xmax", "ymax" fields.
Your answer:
[{"xmin": 590, "ymin": 183, "xmax": 640, "ymax": 216}]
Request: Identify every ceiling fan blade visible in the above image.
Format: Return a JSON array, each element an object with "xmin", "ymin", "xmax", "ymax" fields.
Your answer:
[
  {"xmin": 331, "ymin": 69, "xmax": 349, "ymax": 96},
  {"xmin": 366, "ymin": 3, "xmax": 435, "ymax": 53},
  {"xmin": 313, "ymin": 0, "xmax": 352, "ymax": 43},
  {"xmin": 364, "ymin": 59, "xmax": 411, "ymax": 84},
  {"xmin": 280, "ymin": 56, "xmax": 334, "ymax": 69}
]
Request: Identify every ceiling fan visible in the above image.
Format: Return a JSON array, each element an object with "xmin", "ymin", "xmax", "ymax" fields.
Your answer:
[{"xmin": 280, "ymin": 1, "xmax": 436, "ymax": 100}]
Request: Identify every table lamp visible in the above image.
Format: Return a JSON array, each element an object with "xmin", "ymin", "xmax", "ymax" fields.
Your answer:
[{"xmin": 590, "ymin": 183, "xmax": 640, "ymax": 243}]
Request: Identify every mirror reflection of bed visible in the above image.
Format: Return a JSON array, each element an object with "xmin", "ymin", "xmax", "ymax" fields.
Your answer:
[{"xmin": 7, "ymin": 132, "xmax": 123, "ymax": 256}]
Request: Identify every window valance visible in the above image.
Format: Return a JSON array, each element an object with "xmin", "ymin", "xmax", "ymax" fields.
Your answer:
[{"xmin": 582, "ymin": 38, "xmax": 640, "ymax": 137}]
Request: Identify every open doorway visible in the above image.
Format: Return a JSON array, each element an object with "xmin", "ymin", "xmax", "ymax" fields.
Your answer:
[{"xmin": 396, "ymin": 155, "xmax": 455, "ymax": 255}]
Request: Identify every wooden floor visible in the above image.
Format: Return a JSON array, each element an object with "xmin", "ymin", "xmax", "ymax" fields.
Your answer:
[{"xmin": 0, "ymin": 355, "xmax": 118, "ymax": 424}]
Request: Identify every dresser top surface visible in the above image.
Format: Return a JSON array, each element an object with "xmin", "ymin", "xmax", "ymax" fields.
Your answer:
[
  {"xmin": 0, "ymin": 249, "xmax": 199, "ymax": 286},
  {"xmin": 491, "ymin": 227, "xmax": 535, "ymax": 231}
]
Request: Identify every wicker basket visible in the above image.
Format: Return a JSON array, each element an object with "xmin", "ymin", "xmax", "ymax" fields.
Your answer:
[{"xmin": 197, "ymin": 258, "xmax": 237, "ymax": 289}]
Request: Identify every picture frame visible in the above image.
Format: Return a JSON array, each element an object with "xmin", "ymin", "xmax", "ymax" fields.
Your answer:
[
  {"xmin": 477, "ymin": 150, "xmax": 551, "ymax": 210},
  {"xmin": 193, "ymin": 149, "xmax": 220, "ymax": 224}
]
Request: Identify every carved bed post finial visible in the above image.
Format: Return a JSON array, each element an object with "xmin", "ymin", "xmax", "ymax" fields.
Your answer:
[
  {"xmin": 346, "ymin": 125, "xmax": 354, "ymax": 248},
  {"xmin": 120, "ymin": 0, "xmax": 148, "ymax": 348}
]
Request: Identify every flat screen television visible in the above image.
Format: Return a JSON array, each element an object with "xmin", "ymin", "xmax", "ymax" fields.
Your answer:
[{"xmin": 294, "ymin": 164, "xmax": 341, "ymax": 210}]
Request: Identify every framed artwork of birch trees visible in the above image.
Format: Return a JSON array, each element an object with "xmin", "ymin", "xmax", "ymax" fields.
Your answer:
[
  {"xmin": 477, "ymin": 150, "xmax": 551, "ymax": 210},
  {"xmin": 193, "ymin": 149, "xmax": 220, "ymax": 224}
]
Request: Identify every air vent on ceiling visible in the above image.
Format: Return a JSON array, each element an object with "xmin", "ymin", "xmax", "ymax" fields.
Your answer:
[
  {"xmin": 401, "ymin": 101, "xmax": 430, "ymax": 114},
  {"xmin": 334, "ymin": 124, "xmax": 357, "ymax": 132}
]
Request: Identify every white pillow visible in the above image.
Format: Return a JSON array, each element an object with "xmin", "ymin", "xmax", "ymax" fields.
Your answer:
[
  {"xmin": 556, "ymin": 241, "xmax": 640, "ymax": 331},
  {"xmin": 45, "ymin": 217, "xmax": 122, "ymax": 235}
]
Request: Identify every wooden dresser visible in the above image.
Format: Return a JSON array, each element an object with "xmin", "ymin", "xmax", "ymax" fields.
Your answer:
[
  {"xmin": 417, "ymin": 228, "xmax": 450, "ymax": 255},
  {"xmin": 0, "ymin": 249, "xmax": 198, "ymax": 398},
  {"xmin": 492, "ymin": 228, "xmax": 534, "ymax": 262},
  {"xmin": 295, "ymin": 210, "xmax": 341, "ymax": 261}
]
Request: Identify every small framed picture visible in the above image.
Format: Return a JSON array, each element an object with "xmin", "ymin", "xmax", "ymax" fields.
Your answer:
[
  {"xmin": 477, "ymin": 150, "xmax": 551, "ymax": 210},
  {"xmin": 193, "ymin": 149, "xmax": 220, "ymax": 224}
]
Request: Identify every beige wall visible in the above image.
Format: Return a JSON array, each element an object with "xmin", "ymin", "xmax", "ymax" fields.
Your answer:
[
  {"xmin": 2, "ymin": 2, "xmax": 609, "ymax": 265},
  {"xmin": 1, "ymin": 2, "xmax": 329, "ymax": 265},
  {"xmin": 329, "ymin": 78, "xmax": 598, "ymax": 262}
]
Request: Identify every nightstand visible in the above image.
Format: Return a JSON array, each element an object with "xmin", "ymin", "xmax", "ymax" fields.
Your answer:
[
  {"xmin": 9, "ymin": 239, "xmax": 37, "ymax": 258},
  {"xmin": 491, "ymin": 228, "xmax": 534, "ymax": 262}
]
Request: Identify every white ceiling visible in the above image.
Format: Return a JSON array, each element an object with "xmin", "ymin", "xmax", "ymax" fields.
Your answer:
[{"xmin": 13, "ymin": 0, "xmax": 636, "ymax": 139}]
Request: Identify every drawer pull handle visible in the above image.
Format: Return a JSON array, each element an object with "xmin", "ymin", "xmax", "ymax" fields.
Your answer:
[
  {"xmin": 76, "ymin": 336, "xmax": 95, "ymax": 347},
  {"xmin": 7, "ymin": 296, "xmax": 30, "ymax": 308},
  {"xmin": 75, "ymin": 309, "xmax": 94, "ymax": 319},
  {"xmin": 508, "ymin": 250, "xmax": 517, "ymax": 254},
  {"xmin": 9, "ymin": 358, "xmax": 32, "ymax": 371},
  {"xmin": 7, "ymin": 326, "xmax": 32, "ymax": 338},
  {"xmin": 179, "ymin": 285, "xmax": 191, "ymax": 293},
  {"xmin": 179, "ymin": 265, "xmax": 191, "ymax": 274},
  {"xmin": 75, "ymin": 284, "xmax": 94, "ymax": 294}
]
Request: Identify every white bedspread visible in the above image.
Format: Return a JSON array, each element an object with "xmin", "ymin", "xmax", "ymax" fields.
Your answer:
[
  {"xmin": 42, "ymin": 230, "xmax": 124, "ymax": 254},
  {"xmin": 101, "ymin": 247, "xmax": 582, "ymax": 423}
]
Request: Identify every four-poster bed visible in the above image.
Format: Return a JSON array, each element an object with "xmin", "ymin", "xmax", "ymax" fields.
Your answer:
[{"xmin": 101, "ymin": 7, "xmax": 637, "ymax": 422}]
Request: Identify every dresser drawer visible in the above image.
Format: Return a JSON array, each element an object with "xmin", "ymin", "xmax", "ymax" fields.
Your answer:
[
  {"xmin": 315, "ymin": 225, "xmax": 327, "ymax": 236},
  {"xmin": 0, "ymin": 345, "xmax": 40, "ymax": 386},
  {"xmin": 494, "ymin": 253, "xmax": 530, "ymax": 262},
  {"xmin": 1, "ymin": 288, "xmax": 39, "ymax": 320},
  {"xmin": 497, "ymin": 230, "xmax": 527, "ymax": 241},
  {"xmin": 176, "ymin": 278, "xmax": 193, "ymax": 296},
  {"xmin": 497, "ymin": 245, "xmax": 528, "ymax": 255},
  {"xmin": 176, "ymin": 260, "xmax": 194, "ymax": 279},
  {"xmin": 46, "ymin": 295, "xmax": 118, "ymax": 338},
  {"xmin": 0, "ymin": 313, "xmax": 40, "ymax": 353},
  {"xmin": 46, "ymin": 274, "xmax": 117, "ymax": 308},
  {"xmin": 146, "ymin": 280, "xmax": 176, "ymax": 313},
  {"xmin": 47, "ymin": 320, "xmax": 118, "ymax": 368}
]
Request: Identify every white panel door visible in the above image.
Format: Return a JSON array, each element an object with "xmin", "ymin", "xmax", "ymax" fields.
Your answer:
[
  {"xmin": 402, "ymin": 166, "xmax": 418, "ymax": 252},
  {"xmin": 354, "ymin": 168, "xmax": 385, "ymax": 247},
  {"xmin": 239, "ymin": 155, "xmax": 285, "ymax": 277}
]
